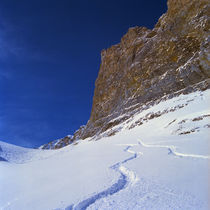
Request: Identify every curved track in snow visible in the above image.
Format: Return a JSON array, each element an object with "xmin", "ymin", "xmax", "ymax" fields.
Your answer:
[
  {"xmin": 67, "ymin": 145, "xmax": 141, "ymax": 210},
  {"xmin": 65, "ymin": 138, "xmax": 209, "ymax": 210},
  {"xmin": 138, "ymin": 139, "xmax": 210, "ymax": 160}
]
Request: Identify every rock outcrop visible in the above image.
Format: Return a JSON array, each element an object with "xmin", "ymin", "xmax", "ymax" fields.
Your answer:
[
  {"xmin": 41, "ymin": 0, "xmax": 210, "ymax": 149},
  {"xmin": 39, "ymin": 135, "xmax": 74, "ymax": 150},
  {"xmin": 79, "ymin": 0, "xmax": 210, "ymax": 139}
]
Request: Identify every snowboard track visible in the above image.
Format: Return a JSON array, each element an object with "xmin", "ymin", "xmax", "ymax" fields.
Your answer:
[
  {"xmin": 64, "ymin": 139, "xmax": 209, "ymax": 210},
  {"xmin": 66, "ymin": 145, "xmax": 140, "ymax": 210},
  {"xmin": 138, "ymin": 139, "xmax": 210, "ymax": 159}
]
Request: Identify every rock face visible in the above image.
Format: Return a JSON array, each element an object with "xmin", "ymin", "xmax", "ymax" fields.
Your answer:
[
  {"xmin": 40, "ymin": 126, "xmax": 86, "ymax": 149},
  {"xmin": 79, "ymin": 0, "xmax": 210, "ymax": 139},
  {"xmin": 41, "ymin": 0, "xmax": 210, "ymax": 149},
  {"xmin": 39, "ymin": 135, "xmax": 74, "ymax": 150}
]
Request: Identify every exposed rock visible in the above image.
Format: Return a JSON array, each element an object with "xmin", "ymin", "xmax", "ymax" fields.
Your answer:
[
  {"xmin": 192, "ymin": 114, "xmax": 210, "ymax": 121},
  {"xmin": 41, "ymin": 0, "xmax": 210, "ymax": 149},
  {"xmin": 40, "ymin": 135, "xmax": 74, "ymax": 150},
  {"xmin": 80, "ymin": 0, "xmax": 210, "ymax": 139}
]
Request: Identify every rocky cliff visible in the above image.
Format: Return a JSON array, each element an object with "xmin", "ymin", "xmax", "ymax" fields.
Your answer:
[{"xmin": 41, "ymin": 0, "xmax": 210, "ymax": 149}]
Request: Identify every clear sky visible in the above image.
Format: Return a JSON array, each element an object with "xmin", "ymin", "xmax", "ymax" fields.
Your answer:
[{"xmin": 0, "ymin": 0, "xmax": 167, "ymax": 148}]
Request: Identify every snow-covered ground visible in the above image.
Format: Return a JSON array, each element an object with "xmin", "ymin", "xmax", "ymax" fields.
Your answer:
[{"xmin": 0, "ymin": 89, "xmax": 209, "ymax": 210}]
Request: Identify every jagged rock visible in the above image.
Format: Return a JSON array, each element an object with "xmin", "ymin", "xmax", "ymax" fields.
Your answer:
[
  {"xmin": 79, "ymin": 0, "xmax": 210, "ymax": 140},
  {"xmin": 40, "ymin": 126, "xmax": 86, "ymax": 150},
  {"xmin": 40, "ymin": 135, "xmax": 74, "ymax": 150},
  {"xmin": 41, "ymin": 0, "xmax": 210, "ymax": 149}
]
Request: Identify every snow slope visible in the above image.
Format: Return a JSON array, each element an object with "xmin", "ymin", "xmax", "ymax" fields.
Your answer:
[{"xmin": 0, "ymin": 89, "xmax": 209, "ymax": 210}]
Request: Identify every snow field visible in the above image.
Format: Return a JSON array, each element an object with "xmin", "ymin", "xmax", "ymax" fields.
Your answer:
[{"xmin": 0, "ymin": 89, "xmax": 209, "ymax": 210}]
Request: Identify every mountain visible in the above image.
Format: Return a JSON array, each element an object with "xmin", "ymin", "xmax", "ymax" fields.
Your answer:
[
  {"xmin": 41, "ymin": 0, "xmax": 210, "ymax": 149},
  {"xmin": 1, "ymin": 0, "xmax": 210, "ymax": 209},
  {"xmin": 1, "ymin": 0, "xmax": 209, "ymax": 209},
  {"xmin": 0, "ymin": 88, "xmax": 209, "ymax": 209}
]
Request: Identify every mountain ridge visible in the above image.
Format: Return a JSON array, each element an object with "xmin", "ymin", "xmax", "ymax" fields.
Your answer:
[{"xmin": 41, "ymin": 0, "xmax": 210, "ymax": 149}]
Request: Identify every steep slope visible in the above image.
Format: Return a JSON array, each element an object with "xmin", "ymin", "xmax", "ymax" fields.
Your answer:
[
  {"xmin": 1, "ymin": 0, "xmax": 209, "ymax": 209},
  {"xmin": 0, "ymin": 89, "xmax": 209, "ymax": 209},
  {"xmin": 80, "ymin": 0, "xmax": 210, "ymax": 139},
  {"xmin": 40, "ymin": 0, "xmax": 209, "ymax": 149}
]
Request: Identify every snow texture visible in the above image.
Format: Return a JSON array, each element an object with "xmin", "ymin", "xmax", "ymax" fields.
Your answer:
[{"xmin": 0, "ymin": 89, "xmax": 209, "ymax": 210}]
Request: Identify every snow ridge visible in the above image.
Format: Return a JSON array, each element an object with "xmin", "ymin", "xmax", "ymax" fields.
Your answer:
[{"xmin": 68, "ymin": 145, "xmax": 140, "ymax": 210}]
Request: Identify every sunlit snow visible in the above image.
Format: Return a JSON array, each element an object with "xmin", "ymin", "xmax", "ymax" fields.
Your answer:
[{"xmin": 0, "ymin": 89, "xmax": 209, "ymax": 210}]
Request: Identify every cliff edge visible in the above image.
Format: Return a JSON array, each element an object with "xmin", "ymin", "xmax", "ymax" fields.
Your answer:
[{"xmin": 41, "ymin": 0, "xmax": 210, "ymax": 149}]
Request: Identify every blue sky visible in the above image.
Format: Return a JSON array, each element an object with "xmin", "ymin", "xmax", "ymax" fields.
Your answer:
[{"xmin": 0, "ymin": 0, "xmax": 167, "ymax": 148}]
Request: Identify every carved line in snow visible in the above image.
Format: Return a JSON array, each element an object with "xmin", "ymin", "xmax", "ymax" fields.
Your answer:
[
  {"xmin": 63, "ymin": 137, "xmax": 209, "ymax": 210},
  {"xmin": 138, "ymin": 139, "xmax": 210, "ymax": 159},
  {"xmin": 67, "ymin": 145, "xmax": 140, "ymax": 210}
]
